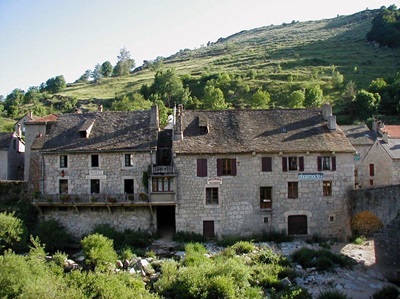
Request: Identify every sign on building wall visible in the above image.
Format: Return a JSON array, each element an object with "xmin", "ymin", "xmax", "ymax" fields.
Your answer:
[
  {"xmin": 207, "ymin": 177, "xmax": 223, "ymax": 184},
  {"xmin": 298, "ymin": 173, "xmax": 324, "ymax": 180}
]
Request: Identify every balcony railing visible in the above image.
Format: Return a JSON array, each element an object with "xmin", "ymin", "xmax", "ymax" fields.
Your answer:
[
  {"xmin": 152, "ymin": 165, "xmax": 174, "ymax": 174},
  {"xmin": 32, "ymin": 193, "xmax": 150, "ymax": 205}
]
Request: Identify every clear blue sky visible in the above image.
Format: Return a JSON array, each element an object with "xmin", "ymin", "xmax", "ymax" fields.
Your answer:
[{"xmin": 0, "ymin": 0, "xmax": 398, "ymax": 96}]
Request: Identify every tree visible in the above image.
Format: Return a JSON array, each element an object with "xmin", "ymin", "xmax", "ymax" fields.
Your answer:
[
  {"xmin": 23, "ymin": 86, "xmax": 43, "ymax": 104},
  {"xmin": 0, "ymin": 212, "xmax": 25, "ymax": 250},
  {"xmin": 92, "ymin": 64, "xmax": 103, "ymax": 83},
  {"xmin": 304, "ymin": 85, "xmax": 323, "ymax": 108},
  {"xmin": 111, "ymin": 93, "xmax": 152, "ymax": 111},
  {"xmin": 250, "ymin": 89, "xmax": 270, "ymax": 109},
  {"xmin": 332, "ymin": 70, "xmax": 344, "ymax": 88},
  {"xmin": 113, "ymin": 47, "xmax": 135, "ymax": 76},
  {"xmin": 202, "ymin": 83, "xmax": 228, "ymax": 110},
  {"xmin": 366, "ymin": 5, "xmax": 400, "ymax": 47},
  {"xmin": 353, "ymin": 90, "xmax": 381, "ymax": 121},
  {"xmin": 100, "ymin": 61, "xmax": 113, "ymax": 77},
  {"xmin": 81, "ymin": 233, "xmax": 118, "ymax": 271},
  {"xmin": 45, "ymin": 75, "xmax": 66, "ymax": 93},
  {"xmin": 76, "ymin": 70, "xmax": 91, "ymax": 83}
]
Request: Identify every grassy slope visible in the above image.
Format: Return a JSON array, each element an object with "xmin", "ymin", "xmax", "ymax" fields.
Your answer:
[{"xmin": 60, "ymin": 10, "xmax": 399, "ymax": 109}]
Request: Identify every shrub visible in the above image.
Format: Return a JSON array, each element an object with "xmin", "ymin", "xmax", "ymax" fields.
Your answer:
[
  {"xmin": 291, "ymin": 248, "xmax": 354, "ymax": 271},
  {"xmin": 279, "ymin": 287, "xmax": 312, "ymax": 299},
  {"xmin": 230, "ymin": 241, "xmax": 255, "ymax": 254},
  {"xmin": 258, "ymin": 229, "xmax": 293, "ymax": 243},
  {"xmin": 81, "ymin": 233, "xmax": 118, "ymax": 271},
  {"xmin": 0, "ymin": 212, "xmax": 26, "ymax": 251},
  {"xmin": 207, "ymin": 275, "xmax": 236, "ymax": 298},
  {"xmin": 33, "ymin": 219, "xmax": 71, "ymax": 253},
  {"xmin": 372, "ymin": 285, "xmax": 400, "ymax": 299},
  {"xmin": 352, "ymin": 235, "xmax": 366, "ymax": 245},
  {"xmin": 122, "ymin": 228, "xmax": 153, "ymax": 248},
  {"xmin": 92, "ymin": 223, "xmax": 124, "ymax": 248},
  {"xmin": 316, "ymin": 289, "xmax": 352, "ymax": 299}
]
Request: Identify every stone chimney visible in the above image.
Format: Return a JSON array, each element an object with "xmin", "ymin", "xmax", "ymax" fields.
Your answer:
[
  {"xmin": 17, "ymin": 124, "xmax": 22, "ymax": 137},
  {"xmin": 372, "ymin": 119, "xmax": 384, "ymax": 132},
  {"xmin": 150, "ymin": 105, "xmax": 160, "ymax": 131},
  {"xmin": 28, "ymin": 111, "xmax": 33, "ymax": 118},
  {"xmin": 322, "ymin": 103, "xmax": 332, "ymax": 121},
  {"xmin": 382, "ymin": 131, "xmax": 389, "ymax": 143},
  {"xmin": 98, "ymin": 104, "xmax": 103, "ymax": 112},
  {"xmin": 327, "ymin": 115, "xmax": 336, "ymax": 131},
  {"xmin": 174, "ymin": 104, "xmax": 183, "ymax": 141}
]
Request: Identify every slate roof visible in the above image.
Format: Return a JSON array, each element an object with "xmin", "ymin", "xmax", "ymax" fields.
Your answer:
[
  {"xmin": 0, "ymin": 133, "xmax": 13, "ymax": 150},
  {"xmin": 340, "ymin": 124, "xmax": 377, "ymax": 146},
  {"xmin": 381, "ymin": 139, "xmax": 400, "ymax": 159},
  {"xmin": 33, "ymin": 111, "xmax": 158, "ymax": 152},
  {"xmin": 173, "ymin": 109, "xmax": 355, "ymax": 154}
]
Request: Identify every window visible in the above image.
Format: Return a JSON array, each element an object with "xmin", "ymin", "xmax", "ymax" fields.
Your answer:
[
  {"xmin": 125, "ymin": 154, "xmax": 133, "ymax": 167},
  {"xmin": 197, "ymin": 159, "xmax": 208, "ymax": 177},
  {"xmin": 317, "ymin": 156, "xmax": 336, "ymax": 171},
  {"xmin": 282, "ymin": 156, "xmax": 304, "ymax": 172},
  {"xmin": 59, "ymin": 179, "xmax": 68, "ymax": 194},
  {"xmin": 152, "ymin": 177, "xmax": 173, "ymax": 192},
  {"xmin": 261, "ymin": 157, "xmax": 272, "ymax": 172},
  {"xmin": 206, "ymin": 188, "xmax": 219, "ymax": 204},
  {"xmin": 370, "ymin": 179, "xmax": 374, "ymax": 186},
  {"xmin": 60, "ymin": 155, "xmax": 68, "ymax": 168},
  {"xmin": 260, "ymin": 187, "xmax": 272, "ymax": 209},
  {"xmin": 323, "ymin": 181, "xmax": 332, "ymax": 196},
  {"xmin": 91, "ymin": 154, "xmax": 99, "ymax": 167},
  {"xmin": 124, "ymin": 179, "xmax": 134, "ymax": 194},
  {"xmin": 369, "ymin": 164, "xmax": 375, "ymax": 176},
  {"xmin": 217, "ymin": 158, "xmax": 237, "ymax": 176},
  {"xmin": 90, "ymin": 179, "xmax": 100, "ymax": 194},
  {"xmin": 288, "ymin": 182, "xmax": 298, "ymax": 199}
]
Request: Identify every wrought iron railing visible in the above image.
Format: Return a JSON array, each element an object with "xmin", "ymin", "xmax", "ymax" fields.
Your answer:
[
  {"xmin": 32, "ymin": 193, "xmax": 149, "ymax": 204},
  {"xmin": 152, "ymin": 165, "xmax": 174, "ymax": 174}
]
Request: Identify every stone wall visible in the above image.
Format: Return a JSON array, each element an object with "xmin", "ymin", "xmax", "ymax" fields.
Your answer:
[
  {"xmin": 175, "ymin": 152, "xmax": 354, "ymax": 239},
  {"xmin": 40, "ymin": 206, "xmax": 153, "ymax": 238}
]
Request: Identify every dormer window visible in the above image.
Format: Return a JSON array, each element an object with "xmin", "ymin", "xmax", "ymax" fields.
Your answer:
[
  {"xmin": 199, "ymin": 116, "xmax": 209, "ymax": 135},
  {"xmin": 199, "ymin": 126, "xmax": 208, "ymax": 135},
  {"xmin": 79, "ymin": 119, "xmax": 95, "ymax": 138}
]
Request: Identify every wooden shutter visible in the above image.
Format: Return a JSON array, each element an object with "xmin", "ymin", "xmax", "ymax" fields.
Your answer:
[
  {"xmin": 262, "ymin": 157, "xmax": 272, "ymax": 172},
  {"xmin": 231, "ymin": 159, "xmax": 237, "ymax": 176},
  {"xmin": 317, "ymin": 156, "xmax": 322, "ymax": 171},
  {"xmin": 282, "ymin": 157, "xmax": 288, "ymax": 172},
  {"xmin": 331, "ymin": 156, "xmax": 336, "ymax": 171},
  {"xmin": 369, "ymin": 163, "xmax": 375, "ymax": 176},
  {"xmin": 197, "ymin": 159, "xmax": 207, "ymax": 177},
  {"xmin": 298, "ymin": 156, "xmax": 304, "ymax": 172},
  {"xmin": 217, "ymin": 159, "xmax": 223, "ymax": 176}
]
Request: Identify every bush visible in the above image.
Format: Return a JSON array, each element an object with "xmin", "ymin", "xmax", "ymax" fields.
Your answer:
[
  {"xmin": 33, "ymin": 219, "xmax": 71, "ymax": 253},
  {"xmin": 81, "ymin": 233, "xmax": 118, "ymax": 271},
  {"xmin": 291, "ymin": 248, "xmax": 354, "ymax": 271},
  {"xmin": 316, "ymin": 289, "xmax": 352, "ymax": 299},
  {"xmin": 372, "ymin": 285, "xmax": 400, "ymax": 299},
  {"xmin": 230, "ymin": 241, "xmax": 255, "ymax": 254},
  {"xmin": 0, "ymin": 212, "xmax": 27, "ymax": 251}
]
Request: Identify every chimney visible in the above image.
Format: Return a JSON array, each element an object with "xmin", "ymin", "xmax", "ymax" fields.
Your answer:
[
  {"xmin": 174, "ymin": 104, "xmax": 183, "ymax": 141},
  {"xmin": 322, "ymin": 103, "xmax": 332, "ymax": 121},
  {"xmin": 98, "ymin": 104, "xmax": 103, "ymax": 112},
  {"xmin": 150, "ymin": 105, "xmax": 160, "ymax": 131},
  {"xmin": 382, "ymin": 131, "xmax": 389, "ymax": 143},
  {"xmin": 28, "ymin": 111, "xmax": 33, "ymax": 118},
  {"xmin": 327, "ymin": 115, "xmax": 336, "ymax": 131}
]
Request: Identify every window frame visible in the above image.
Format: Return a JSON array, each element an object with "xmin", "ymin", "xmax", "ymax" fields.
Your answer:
[
  {"xmin": 91, "ymin": 154, "xmax": 99, "ymax": 168},
  {"xmin": 125, "ymin": 154, "xmax": 134, "ymax": 167},
  {"xmin": 124, "ymin": 179, "xmax": 134, "ymax": 194},
  {"xmin": 282, "ymin": 156, "xmax": 304, "ymax": 172},
  {"xmin": 288, "ymin": 182, "xmax": 298, "ymax": 199},
  {"xmin": 60, "ymin": 155, "xmax": 68, "ymax": 168},
  {"xmin": 369, "ymin": 163, "xmax": 375, "ymax": 176},
  {"xmin": 217, "ymin": 158, "xmax": 237, "ymax": 176},
  {"xmin": 152, "ymin": 177, "xmax": 174, "ymax": 192},
  {"xmin": 317, "ymin": 156, "xmax": 336, "ymax": 171},
  {"xmin": 59, "ymin": 179, "xmax": 68, "ymax": 194},
  {"xmin": 206, "ymin": 187, "xmax": 219, "ymax": 205},
  {"xmin": 322, "ymin": 181, "xmax": 332, "ymax": 196},
  {"xmin": 260, "ymin": 186, "xmax": 272, "ymax": 209},
  {"xmin": 90, "ymin": 179, "xmax": 100, "ymax": 194},
  {"xmin": 261, "ymin": 157, "xmax": 272, "ymax": 172}
]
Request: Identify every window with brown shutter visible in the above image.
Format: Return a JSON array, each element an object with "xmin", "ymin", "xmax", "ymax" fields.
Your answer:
[
  {"xmin": 318, "ymin": 156, "xmax": 336, "ymax": 171},
  {"xmin": 369, "ymin": 163, "xmax": 374, "ymax": 176},
  {"xmin": 217, "ymin": 158, "xmax": 236, "ymax": 176},
  {"xmin": 261, "ymin": 157, "xmax": 272, "ymax": 172},
  {"xmin": 282, "ymin": 156, "xmax": 303, "ymax": 171},
  {"xmin": 299, "ymin": 156, "xmax": 304, "ymax": 172},
  {"xmin": 260, "ymin": 187, "xmax": 272, "ymax": 209},
  {"xmin": 288, "ymin": 182, "xmax": 298, "ymax": 198},
  {"xmin": 197, "ymin": 159, "xmax": 208, "ymax": 177}
]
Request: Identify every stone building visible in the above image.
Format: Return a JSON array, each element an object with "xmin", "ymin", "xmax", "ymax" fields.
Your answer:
[
  {"xmin": 0, "ymin": 130, "xmax": 25, "ymax": 180},
  {"xmin": 341, "ymin": 124, "xmax": 376, "ymax": 188},
  {"xmin": 30, "ymin": 106, "xmax": 176, "ymax": 237},
  {"xmin": 172, "ymin": 104, "xmax": 355, "ymax": 239},
  {"xmin": 361, "ymin": 121, "xmax": 400, "ymax": 187}
]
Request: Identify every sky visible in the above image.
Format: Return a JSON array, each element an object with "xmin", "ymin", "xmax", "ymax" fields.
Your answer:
[{"xmin": 0, "ymin": 0, "xmax": 398, "ymax": 97}]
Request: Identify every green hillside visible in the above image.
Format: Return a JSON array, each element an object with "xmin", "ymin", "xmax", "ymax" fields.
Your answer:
[{"xmin": 1, "ymin": 8, "xmax": 400, "ymax": 128}]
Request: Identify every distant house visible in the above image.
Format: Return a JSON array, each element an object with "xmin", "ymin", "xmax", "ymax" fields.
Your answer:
[
  {"xmin": 172, "ymin": 104, "xmax": 355, "ymax": 239},
  {"xmin": 361, "ymin": 121, "xmax": 400, "ymax": 187},
  {"xmin": 341, "ymin": 124, "xmax": 377, "ymax": 188},
  {"xmin": 0, "ymin": 130, "xmax": 25, "ymax": 180},
  {"xmin": 14, "ymin": 111, "xmax": 37, "ymax": 137}
]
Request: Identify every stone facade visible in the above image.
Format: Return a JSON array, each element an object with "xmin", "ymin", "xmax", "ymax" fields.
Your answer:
[
  {"xmin": 41, "ymin": 206, "xmax": 153, "ymax": 238},
  {"xmin": 175, "ymin": 152, "xmax": 354, "ymax": 239},
  {"xmin": 41, "ymin": 151, "xmax": 151, "ymax": 195}
]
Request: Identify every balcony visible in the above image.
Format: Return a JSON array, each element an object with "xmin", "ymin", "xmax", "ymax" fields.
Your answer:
[
  {"xmin": 152, "ymin": 165, "xmax": 175, "ymax": 175},
  {"xmin": 32, "ymin": 192, "xmax": 176, "ymax": 207}
]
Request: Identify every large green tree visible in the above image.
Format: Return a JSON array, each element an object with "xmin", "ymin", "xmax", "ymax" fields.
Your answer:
[
  {"xmin": 100, "ymin": 61, "xmax": 113, "ymax": 77},
  {"xmin": 367, "ymin": 5, "xmax": 400, "ymax": 47},
  {"xmin": 353, "ymin": 90, "xmax": 381, "ymax": 121},
  {"xmin": 202, "ymin": 83, "xmax": 228, "ymax": 110},
  {"xmin": 44, "ymin": 75, "xmax": 66, "ymax": 94},
  {"xmin": 250, "ymin": 89, "xmax": 270, "ymax": 109},
  {"xmin": 113, "ymin": 47, "xmax": 135, "ymax": 76},
  {"xmin": 304, "ymin": 85, "xmax": 323, "ymax": 108}
]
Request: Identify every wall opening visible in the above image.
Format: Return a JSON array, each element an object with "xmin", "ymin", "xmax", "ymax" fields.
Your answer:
[
  {"xmin": 351, "ymin": 211, "xmax": 383, "ymax": 237},
  {"xmin": 203, "ymin": 220, "xmax": 215, "ymax": 239},
  {"xmin": 288, "ymin": 215, "xmax": 307, "ymax": 235}
]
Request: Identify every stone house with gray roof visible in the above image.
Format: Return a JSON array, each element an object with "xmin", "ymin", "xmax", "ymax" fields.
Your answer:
[
  {"xmin": 172, "ymin": 104, "xmax": 355, "ymax": 239},
  {"xmin": 30, "ymin": 106, "xmax": 177, "ymax": 237}
]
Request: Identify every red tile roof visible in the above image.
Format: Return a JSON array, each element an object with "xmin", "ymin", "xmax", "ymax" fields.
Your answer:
[
  {"xmin": 26, "ymin": 114, "xmax": 59, "ymax": 124},
  {"xmin": 381, "ymin": 125, "xmax": 400, "ymax": 138}
]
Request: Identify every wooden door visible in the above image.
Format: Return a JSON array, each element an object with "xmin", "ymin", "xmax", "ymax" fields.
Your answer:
[
  {"xmin": 203, "ymin": 221, "xmax": 215, "ymax": 239},
  {"xmin": 288, "ymin": 215, "xmax": 307, "ymax": 235}
]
